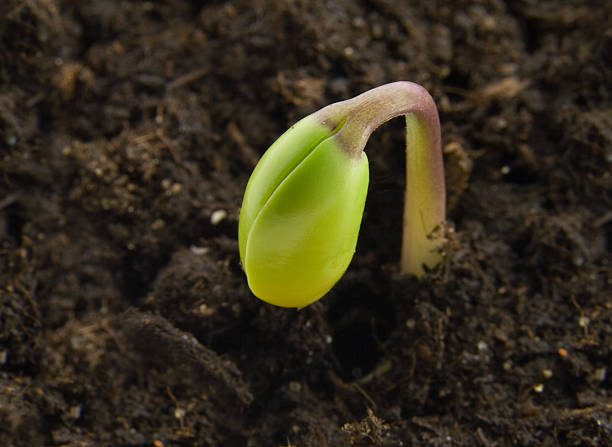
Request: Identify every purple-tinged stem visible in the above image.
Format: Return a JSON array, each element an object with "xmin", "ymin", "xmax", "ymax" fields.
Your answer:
[{"xmin": 315, "ymin": 81, "xmax": 446, "ymax": 276}]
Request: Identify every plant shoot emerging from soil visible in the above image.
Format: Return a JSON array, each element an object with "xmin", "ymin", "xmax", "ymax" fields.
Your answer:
[{"xmin": 239, "ymin": 82, "xmax": 445, "ymax": 308}]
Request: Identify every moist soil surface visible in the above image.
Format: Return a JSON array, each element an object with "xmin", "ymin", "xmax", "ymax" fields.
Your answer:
[{"xmin": 1, "ymin": 1, "xmax": 611, "ymax": 446}]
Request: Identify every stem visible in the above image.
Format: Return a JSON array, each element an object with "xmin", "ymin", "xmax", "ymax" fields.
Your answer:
[
  {"xmin": 401, "ymin": 112, "xmax": 445, "ymax": 275},
  {"xmin": 315, "ymin": 81, "xmax": 446, "ymax": 276}
]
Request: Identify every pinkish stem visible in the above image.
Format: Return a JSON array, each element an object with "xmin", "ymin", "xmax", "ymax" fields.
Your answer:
[{"xmin": 316, "ymin": 81, "xmax": 446, "ymax": 275}]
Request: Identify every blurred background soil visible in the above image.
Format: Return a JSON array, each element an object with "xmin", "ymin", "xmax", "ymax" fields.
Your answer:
[{"xmin": 1, "ymin": 0, "xmax": 611, "ymax": 446}]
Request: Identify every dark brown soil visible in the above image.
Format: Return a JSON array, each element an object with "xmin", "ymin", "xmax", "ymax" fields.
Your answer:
[{"xmin": 1, "ymin": 1, "xmax": 611, "ymax": 446}]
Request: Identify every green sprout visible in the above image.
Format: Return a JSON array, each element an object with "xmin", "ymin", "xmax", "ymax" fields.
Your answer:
[{"xmin": 239, "ymin": 82, "xmax": 445, "ymax": 308}]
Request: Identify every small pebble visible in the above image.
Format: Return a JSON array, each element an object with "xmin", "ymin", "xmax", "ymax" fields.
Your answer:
[
  {"xmin": 592, "ymin": 367, "xmax": 606, "ymax": 382},
  {"xmin": 210, "ymin": 209, "xmax": 227, "ymax": 225},
  {"xmin": 199, "ymin": 304, "xmax": 215, "ymax": 316},
  {"xmin": 150, "ymin": 219, "xmax": 165, "ymax": 230},
  {"xmin": 68, "ymin": 405, "xmax": 82, "ymax": 419},
  {"xmin": 190, "ymin": 245, "xmax": 209, "ymax": 255}
]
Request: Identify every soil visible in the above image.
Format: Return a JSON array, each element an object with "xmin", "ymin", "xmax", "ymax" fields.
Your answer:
[{"xmin": 1, "ymin": 0, "xmax": 611, "ymax": 446}]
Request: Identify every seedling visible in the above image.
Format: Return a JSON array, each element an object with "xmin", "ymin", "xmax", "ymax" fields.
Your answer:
[{"xmin": 239, "ymin": 82, "xmax": 445, "ymax": 308}]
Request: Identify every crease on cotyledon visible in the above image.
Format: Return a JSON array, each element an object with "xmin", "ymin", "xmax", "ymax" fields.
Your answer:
[{"xmin": 244, "ymin": 119, "xmax": 346, "ymax": 270}]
